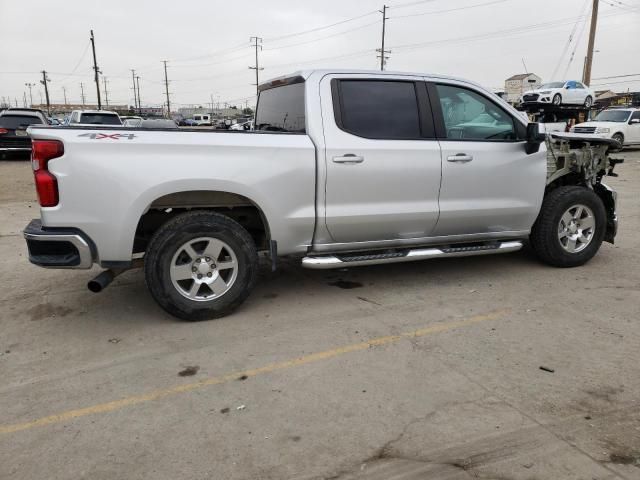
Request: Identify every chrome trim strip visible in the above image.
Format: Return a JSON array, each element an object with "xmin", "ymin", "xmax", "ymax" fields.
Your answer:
[
  {"xmin": 0, "ymin": 147, "xmax": 31, "ymax": 151},
  {"xmin": 23, "ymin": 231, "xmax": 94, "ymax": 269},
  {"xmin": 302, "ymin": 241, "xmax": 523, "ymax": 269}
]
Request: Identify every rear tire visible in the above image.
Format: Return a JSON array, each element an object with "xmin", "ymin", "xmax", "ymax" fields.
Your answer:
[
  {"xmin": 530, "ymin": 186, "xmax": 606, "ymax": 268},
  {"xmin": 144, "ymin": 211, "xmax": 258, "ymax": 321}
]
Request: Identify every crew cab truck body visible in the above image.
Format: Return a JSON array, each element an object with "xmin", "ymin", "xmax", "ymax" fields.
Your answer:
[{"xmin": 24, "ymin": 69, "xmax": 621, "ymax": 320}]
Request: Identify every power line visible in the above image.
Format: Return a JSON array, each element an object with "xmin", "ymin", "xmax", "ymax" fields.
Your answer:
[
  {"xmin": 263, "ymin": 10, "xmax": 378, "ymax": 42},
  {"xmin": 391, "ymin": 0, "xmax": 510, "ymax": 19},
  {"xmin": 593, "ymin": 73, "xmax": 640, "ymax": 80},
  {"xmin": 262, "ymin": 21, "xmax": 380, "ymax": 52}
]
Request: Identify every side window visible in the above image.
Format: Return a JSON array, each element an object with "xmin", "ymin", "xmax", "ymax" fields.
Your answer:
[
  {"xmin": 434, "ymin": 84, "xmax": 517, "ymax": 141},
  {"xmin": 566, "ymin": 81, "xmax": 576, "ymax": 89},
  {"xmin": 631, "ymin": 111, "xmax": 640, "ymax": 121},
  {"xmin": 575, "ymin": 82, "xmax": 585, "ymax": 89},
  {"xmin": 335, "ymin": 80, "xmax": 421, "ymax": 139}
]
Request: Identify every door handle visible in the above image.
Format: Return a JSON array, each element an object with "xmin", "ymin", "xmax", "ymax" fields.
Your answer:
[
  {"xmin": 447, "ymin": 153, "xmax": 473, "ymax": 163},
  {"xmin": 333, "ymin": 154, "xmax": 364, "ymax": 164}
]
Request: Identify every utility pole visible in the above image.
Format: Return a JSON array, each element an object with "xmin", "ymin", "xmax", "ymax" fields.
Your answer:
[
  {"xmin": 135, "ymin": 76, "xmax": 142, "ymax": 114},
  {"xmin": 210, "ymin": 93, "xmax": 215, "ymax": 119},
  {"xmin": 249, "ymin": 36, "xmax": 264, "ymax": 96},
  {"xmin": 14, "ymin": 98, "xmax": 18, "ymax": 107},
  {"xmin": 25, "ymin": 83, "xmax": 34, "ymax": 107},
  {"xmin": 162, "ymin": 60, "xmax": 171, "ymax": 118},
  {"xmin": 102, "ymin": 77, "xmax": 109, "ymax": 107},
  {"xmin": 80, "ymin": 82, "xmax": 86, "ymax": 106},
  {"xmin": 582, "ymin": 0, "xmax": 599, "ymax": 86},
  {"xmin": 40, "ymin": 70, "xmax": 51, "ymax": 115},
  {"xmin": 90, "ymin": 30, "xmax": 102, "ymax": 109},
  {"xmin": 62, "ymin": 86, "xmax": 68, "ymax": 105},
  {"xmin": 377, "ymin": 5, "xmax": 390, "ymax": 71},
  {"xmin": 23, "ymin": 91, "xmax": 27, "ymax": 108},
  {"xmin": 130, "ymin": 69, "xmax": 138, "ymax": 110}
]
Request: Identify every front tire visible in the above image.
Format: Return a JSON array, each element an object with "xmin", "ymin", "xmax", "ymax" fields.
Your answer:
[
  {"xmin": 612, "ymin": 133, "xmax": 624, "ymax": 152},
  {"xmin": 530, "ymin": 186, "xmax": 606, "ymax": 268},
  {"xmin": 552, "ymin": 93, "xmax": 562, "ymax": 106},
  {"xmin": 144, "ymin": 211, "xmax": 258, "ymax": 320},
  {"xmin": 584, "ymin": 96, "xmax": 593, "ymax": 108}
]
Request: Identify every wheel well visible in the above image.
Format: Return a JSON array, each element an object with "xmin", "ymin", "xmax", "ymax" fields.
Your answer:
[
  {"xmin": 134, "ymin": 191, "xmax": 270, "ymax": 254},
  {"xmin": 612, "ymin": 132, "xmax": 624, "ymax": 141}
]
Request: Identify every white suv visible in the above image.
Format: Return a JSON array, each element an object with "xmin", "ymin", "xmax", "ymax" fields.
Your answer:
[
  {"xmin": 521, "ymin": 81, "xmax": 596, "ymax": 107},
  {"xmin": 571, "ymin": 108, "xmax": 640, "ymax": 148}
]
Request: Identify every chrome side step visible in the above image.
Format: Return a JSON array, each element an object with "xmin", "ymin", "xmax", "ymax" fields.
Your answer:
[{"xmin": 301, "ymin": 241, "xmax": 523, "ymax": 269}]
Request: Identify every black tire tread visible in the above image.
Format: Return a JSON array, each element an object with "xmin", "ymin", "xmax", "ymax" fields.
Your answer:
[
  {"xmin": 530, "ymin": 186, "xmax": 606, "ymax": 268},
  {"xmin": 144, "ymin": 211, "xmax": 258, "ymax": 321}
]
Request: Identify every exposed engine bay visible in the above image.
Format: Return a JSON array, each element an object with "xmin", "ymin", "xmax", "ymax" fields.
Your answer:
[
  {"xmin": 545, "ymin": 133, "xmax": 623, "ymax": 186},
  {"xmin": 545, "ymin": 132, "xmax": 623, "ymax": 243}
]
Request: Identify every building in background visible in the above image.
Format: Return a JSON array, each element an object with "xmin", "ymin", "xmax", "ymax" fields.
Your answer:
[{"xmin": 504, "ymin": 73, "xmax": 541, "ymax": 104}]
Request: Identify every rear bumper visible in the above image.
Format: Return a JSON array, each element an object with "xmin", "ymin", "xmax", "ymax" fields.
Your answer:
[
  {"xmin": 0, "ymin": 147, "xmax": 31, "ymax": 152},
  {"xmin": 23, "ymin": 219, "xmax": 94, "ymax": 269}
]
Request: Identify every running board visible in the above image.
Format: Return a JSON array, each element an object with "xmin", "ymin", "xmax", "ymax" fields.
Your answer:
[{"xmin": 301, "ymin": 241, "xmax": 523, "ymax": 269}]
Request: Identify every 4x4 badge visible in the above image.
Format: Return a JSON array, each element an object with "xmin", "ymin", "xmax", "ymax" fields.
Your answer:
[{"xmin": 78, "ymin": 133, "xmax": 136, "ymax": 140}]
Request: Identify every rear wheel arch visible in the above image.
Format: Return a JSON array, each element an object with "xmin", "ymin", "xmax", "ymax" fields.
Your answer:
[{"xmin": 134, "ymin": 190, "xmax": 272, "ymax": 254}]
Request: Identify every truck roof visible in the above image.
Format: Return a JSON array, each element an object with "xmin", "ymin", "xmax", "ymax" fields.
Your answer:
[{"xmin": 261, "ymin": 69, "xmax": 473, "ymax": 87}]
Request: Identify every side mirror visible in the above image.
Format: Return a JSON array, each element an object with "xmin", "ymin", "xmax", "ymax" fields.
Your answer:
[{"xmin": 525, "ymin": 123, "xmax": 545, "ymax": 154}]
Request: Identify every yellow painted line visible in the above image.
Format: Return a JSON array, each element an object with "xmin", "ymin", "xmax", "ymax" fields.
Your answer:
[{"xmin": 0, "ymin": 309, "xmax": 508, "ymax": 435}]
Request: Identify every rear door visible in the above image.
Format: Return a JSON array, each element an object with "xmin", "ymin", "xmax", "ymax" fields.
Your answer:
[
  {"xmin": 320, "ymin": 74, "xmax": 442, "ymax": 243},
  {"xmin": 428, "ymin": 81, "xmax": 546, "ymax": 237}
]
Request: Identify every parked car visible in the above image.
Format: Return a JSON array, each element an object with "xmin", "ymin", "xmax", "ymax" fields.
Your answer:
[
  {"xmin": 179, "ymin": 118, "xmax": 198, "ymax": 127},
  {"xmin": 521, "ymin": 81, "xmax": 596, "ymax": 108},
  {"xmin": 138, "ymin": 119, "xmax": 178, "ymax": 129},
  {"xmin": 67, "ymin": 110, "xmax": 122, "ymax": 126},
  {"xmin": 0, "ymin": 109, "xmax": 48, "ymax": 159},
  {"xmin": 571, "ymin": 108, "xmax": 640, "ymax": 149},
  {"xmin": 229, "ymin": 120, "xmax": 253, "ymax": 131},
  {"xmin": 192, "ymin": 114, "xmax": 212, "ymax": 126},
  {"xmin": 23, "ymin": 69, "xmax": 620, "ymax": 320},
  {"xmin": 121, "ymin": 116, "xmax": 143, "ymax": 127}
]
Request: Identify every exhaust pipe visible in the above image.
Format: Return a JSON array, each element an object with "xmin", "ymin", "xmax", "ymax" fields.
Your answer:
[{"xmin": 88, "ymin": 269, "xmax": 123, "ymax": 293}]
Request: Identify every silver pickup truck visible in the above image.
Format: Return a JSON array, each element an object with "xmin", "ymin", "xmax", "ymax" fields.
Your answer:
[{"xmin": 24, "ymin": 69, "xmax": 621, "ymax": 320}]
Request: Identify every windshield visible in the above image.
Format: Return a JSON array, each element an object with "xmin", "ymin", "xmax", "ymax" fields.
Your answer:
[
  {"xmin": 593, "ymin": 110, "xmax": 631, "ymax": 122},
  {"xmin": 0, "ymin": 114, "xmax": 43, "ymax": 129},
  {"xmin": 79, "ymin": 113, "xmax": 122, "ymax": 125},
  {"xmin": 255, "ymin": 82, "xmax": 305, "ymax": 133},
  {"xmin": 539, "ymin": 82, "xmax": 565, "ymax": 89}
]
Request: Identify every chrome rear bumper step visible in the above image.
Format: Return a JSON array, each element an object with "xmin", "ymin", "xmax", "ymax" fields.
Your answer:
[{"xmin": 302, "ymin": 241, "xmax": 523, "ymax": 269}]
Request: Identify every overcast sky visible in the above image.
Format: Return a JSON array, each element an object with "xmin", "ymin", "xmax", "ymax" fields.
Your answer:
[{"xmin": 1, "ymin": 0, "xmax": 638, "ymax": 109}]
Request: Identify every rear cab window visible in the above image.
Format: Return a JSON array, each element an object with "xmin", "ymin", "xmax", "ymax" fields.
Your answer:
[
  {"xmin": 79, "ymin": 113, "xmax": 122, "ymax": 125},
  {"xmin": 255, "ymin": 79, "xmax": 306, "ymax": 133},
  {"xmin": 0, "ymin": 115, "xmax": 43, "ymax": 129}
]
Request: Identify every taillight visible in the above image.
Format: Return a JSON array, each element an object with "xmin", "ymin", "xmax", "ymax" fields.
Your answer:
[
  {"xmin": 31, "ymin": 140, "xmax": 64, "ymax": 207},
  {"xmin": 0, "ymin": 128, "xmax": 8, "ymax": 135}
]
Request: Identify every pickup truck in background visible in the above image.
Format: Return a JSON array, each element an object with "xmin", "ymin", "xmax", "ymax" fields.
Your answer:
[{"xmin": 24, "ymin": 70, "xmax": 621, "ymax": 320}]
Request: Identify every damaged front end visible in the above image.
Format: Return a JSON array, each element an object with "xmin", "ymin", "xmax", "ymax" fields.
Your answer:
[{"xmin": 545, "ymin": 133, "xmax": 623, "ymax": 243}]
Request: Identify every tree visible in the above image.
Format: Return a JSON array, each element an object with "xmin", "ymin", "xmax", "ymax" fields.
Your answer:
[{"xmin": 242, "ymin": 107, "xmax": 254, "ymax": 115}]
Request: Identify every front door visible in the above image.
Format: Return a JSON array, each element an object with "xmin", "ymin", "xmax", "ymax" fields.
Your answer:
[
  {"xmin": 320, "ymin": 75, "xmax": 442, "ymax": 243},
  {"xmin": 428, "ymin": 81, "xmax": 546, "ymax": 237},
  {"xmin": 628, "ymin": 111, "xmax": 640, "ymax": 143}
]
